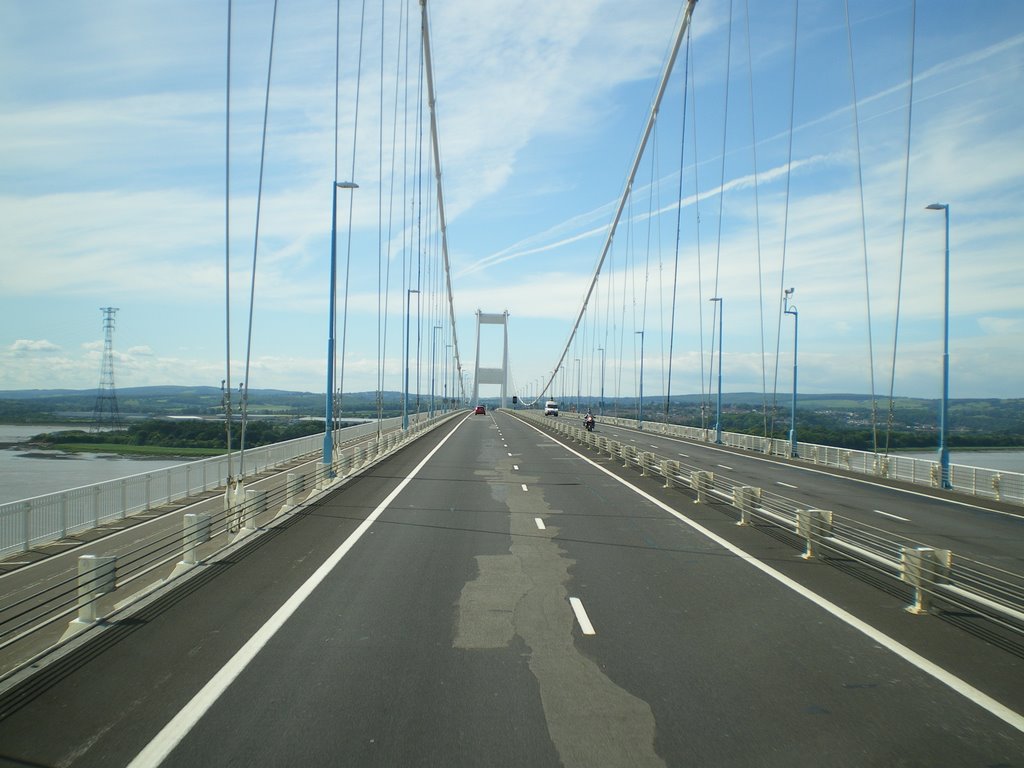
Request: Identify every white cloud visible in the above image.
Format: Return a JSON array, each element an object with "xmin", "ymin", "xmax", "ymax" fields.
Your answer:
[{"xmin": 8, "ymin": 339, "xmax": 61, "ymax": 353}]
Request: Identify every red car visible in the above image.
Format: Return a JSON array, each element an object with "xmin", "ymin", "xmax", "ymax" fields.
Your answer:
[{"xmin": 474, "ymin": 405, "xmax": 486, "ymax": 415}]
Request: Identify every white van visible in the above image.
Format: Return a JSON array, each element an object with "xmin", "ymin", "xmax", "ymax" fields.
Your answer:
[{"xmin": 544, "ymin": 400, "xmax": 559, "ymax": 416}]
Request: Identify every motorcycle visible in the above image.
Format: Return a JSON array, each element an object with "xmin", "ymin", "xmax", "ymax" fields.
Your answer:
[{"xmin": 583, "ymin": 415, "xmax": 596, "ymax": 432}]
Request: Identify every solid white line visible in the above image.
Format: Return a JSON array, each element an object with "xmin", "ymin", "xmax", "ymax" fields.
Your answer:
[
  {"xmin": 521, "ymin": 484, "xmax": 529, "ymax": 492},
  {"xmin": 535, "ymin": 518, "xmax": 546, "ymax": 530},
  {"xmin": 568, "ymin": 597, "xmax": 596, "ymax": 635},
  {"xmin": 776, "ymin": 481, "xmax": 798, "ymax": 489},
  {"xmin": 512, "ymin": 414, "xmax": 1024, "ymax": 734},
  {"xmin": 875, "ymin": 509, "xmax": 911, "ymax": 522},
  {"xmin": 127, "ymin": 416, "xmax": 469, "ymax": 767}
]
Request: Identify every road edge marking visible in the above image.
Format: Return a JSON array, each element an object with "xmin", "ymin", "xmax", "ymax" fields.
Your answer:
[{"xmin": 127, "ymin": 416, "xmax": 470, "ymax": 767}]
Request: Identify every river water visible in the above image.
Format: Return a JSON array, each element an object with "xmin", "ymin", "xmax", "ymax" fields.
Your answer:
[
  {"xmin": 0, "ymin": 424, "xmax": 189, "ymax": 504},
  {"xmin": 0, "ymin": 423, "xmax": 1021, "ymax": 505}
]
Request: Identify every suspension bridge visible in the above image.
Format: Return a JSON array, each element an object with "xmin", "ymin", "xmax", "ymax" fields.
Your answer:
[{"xmin": 1, "ymin": 1, "xmax": 1023, "ymax": 765}]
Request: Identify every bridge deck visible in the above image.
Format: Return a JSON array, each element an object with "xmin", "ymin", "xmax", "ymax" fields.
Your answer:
[{"xmin": 0, "ymin": 411, "xmax": 1021, "ymax": 766}]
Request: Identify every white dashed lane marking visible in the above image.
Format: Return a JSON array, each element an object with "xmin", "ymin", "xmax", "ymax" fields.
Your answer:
[
  {"xmin": 875, "ymin": 509, "xmax": 911, "ymax": 522},
  {"xmin": 568, "ymin": 597, "xmax": 596, "ymax": 635}
]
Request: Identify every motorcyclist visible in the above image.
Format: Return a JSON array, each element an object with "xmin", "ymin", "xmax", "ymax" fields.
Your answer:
[{"xmin": 583, "ymin": 410, "xmax": 596, "ymax": 431}]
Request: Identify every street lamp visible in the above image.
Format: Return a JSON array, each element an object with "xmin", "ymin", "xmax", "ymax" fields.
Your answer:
[
  {"xmin": 403, "ymin": 288, "xmax": 420, "ymax": 430},
  {"xmin": 323, "ymin": 180, "xmax": 359, "ymax": 475},
  {"xmin": 710, "ymin": 297, "xmax": 723, "ymax": 444},
  {"xmin": 926, "ymin": 202, "xmax": 953, "ymax": 490},
  {"xmin": 635, "ymin": 331, "xmax": 645, "ymax": 430},
  {"xmin": 597, "ymin": 347, "xmax": 606, "ymax": 415},
  {"xmin": 784, "ymin": 288, "xmax": 798, "ymax": 457}
]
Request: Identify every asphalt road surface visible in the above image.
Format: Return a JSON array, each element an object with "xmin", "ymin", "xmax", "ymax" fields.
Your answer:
[{"xmin": 0, "ymin": 410, "xmax": 1021, "ymax": 767}]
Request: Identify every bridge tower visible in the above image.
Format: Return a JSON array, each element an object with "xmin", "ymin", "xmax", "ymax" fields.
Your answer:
[
  {"xmin": 91, "ymin": 307, "xmax": 123, "ymax": 432},
  {"xmin": 473, "ymin": 310, "xmax": 510, "ymax": 408}
]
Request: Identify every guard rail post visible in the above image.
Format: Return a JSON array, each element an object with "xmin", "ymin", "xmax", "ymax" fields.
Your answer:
[
  {"xmin": 691, "ymin": 471, "xmax": 713, "ymax": 503},
  {"xmin": 286, "ymin": 472, "xmax": 304, "ymax": 507},
  {"xmin": 622, "ymin": 445, "xmax": 637, "ymax": 469},
  {"xmin": 662, "ymin": 459, "xmax": 678, "ymax": 489},
  {"xmin": 640, "ymin": 452, "xmax": 652, "ymax": 477},
  {"xmin": 797, "ymin": 508, "xmax": 833, "ymax": 559},
  {"xmin": 243, "ymin": 489, "xmax": 266, "ymax": 532},
  {"xmin": 62, "ymin": 554, "xmax": 117, "ymax": 640},
  {"xmin": 182, "ymin": 512, "xmax": 212, "ymax": 566},
  {"xmin": 733, "ymin": 486, "xmax": 762, "ymax": 526},
  {"xmin": 901, "ymin": 546, "xmax": 951, "ymax": 615}
]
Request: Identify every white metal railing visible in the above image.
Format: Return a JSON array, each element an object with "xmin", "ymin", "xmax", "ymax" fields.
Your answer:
[
  {"xmin": 0, "ymin": 410, "xmax": 463, "ymax": 673},
  {"xmin": 550, "ymin": 412, "xmax": 1024, "ymax": 506},
  {"xmin": 0, "ymin": 415, "xmax": 437, "ymax": 558}
]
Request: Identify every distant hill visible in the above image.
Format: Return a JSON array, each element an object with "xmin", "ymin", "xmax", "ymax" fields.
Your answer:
[{"xmin": 1, "ymin": 387, "xmax": 1020, "ymax": 445}]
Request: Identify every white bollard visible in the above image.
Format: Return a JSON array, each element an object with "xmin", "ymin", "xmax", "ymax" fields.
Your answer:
[
  {"xmin": 901, "ymin": 546, "xmax": 951, "ymax": 614},
  {"xmin": 797, "ymin": 508, "xmax": 833, "ymax": 559},
  {"xmin": 62, "ymin": 554, "xmax": 117, "ymax": 640},
  {"xmin": 182, "ymin": 513, "xmax": 212, "ymax": 565},
  {"xmin": 286, "ymin": 473, "xmax": 304, "ymax": 507},
  {"xmin": 243, "ymin": 489, "xmax": 267, "ymax": 531},
  {"xmin": 733, "ymin": 486, "xmax": 762, "ymax": 526},
  {"xmin": 691, "ymin": 470, "xmax": 714, "ymax": 503}
]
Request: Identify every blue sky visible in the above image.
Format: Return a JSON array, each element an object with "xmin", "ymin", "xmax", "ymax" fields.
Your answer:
[{"xmin": 1, "ymin": 0, "xmax": 1022, "ymax": 403}]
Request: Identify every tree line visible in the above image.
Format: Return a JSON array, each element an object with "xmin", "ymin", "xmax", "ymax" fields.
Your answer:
[{"xmin": 31, "ymin": 419, "xmax": 332, "ymax": 450}]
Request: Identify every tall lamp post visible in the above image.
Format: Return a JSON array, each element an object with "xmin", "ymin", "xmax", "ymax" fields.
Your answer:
[
  {"xmin": 597, "ymin": 346, "xmax": 606, "ymax": 415},
  {"xmin": 926, "ymin": 202, "xmax": 953, "ymax": 490},
  {"xmin": 635, "ymin": 331, "xmax": 645, "ymax": 430},
  {"xmin": 403, "ymin": 288, "xmax": 420, "ymax": 430},
  {"xmin": 710, "ymin": 297, "xmax": 723, "ymax": 444},
  {"xmin": 783, "ymin": 288, "xmax": 798, "ymax": 457},
  {"xmin": 323, "ymin": 181, "xmax": 358, "ymax": 475}
]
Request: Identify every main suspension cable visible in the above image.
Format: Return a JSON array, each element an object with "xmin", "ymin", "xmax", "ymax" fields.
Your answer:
[
  {"xmin": 769, "ymin": 0, "xmax": 801, "ymax": 440},
  {"xmin": 223, "ymin": 0, "xmax": 234, "ymax": 482},
  {"xmin": 542, "ymin": 0, "xmax": 698, "ymax": 398},
  {"xmin": 884, "ymin": 0, "xmax": 919, "ymax": 454},
  {"xmin": 842, "ymin": 0, "xmax": 880, "ymax": 454},
  {"xmin": 743, "ymin": 0, "xmax": 769, "ymax": 438},
  {"xmin": 239, "ymin": 0, "xmax": 279, "ymax": 476}
]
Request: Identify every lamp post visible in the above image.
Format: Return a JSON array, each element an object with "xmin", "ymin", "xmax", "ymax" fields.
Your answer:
[
  {"xmin": 783, "ymin": 288, "xmax": 799, "ymax": 457},
  {"xmin": 710, "ymin": 297, "xmax": 723, "ymax": 444},
  {"xmin": 926, "ymin": 202, "xmax": 953, "ymax": 490},
  {"xmin": 597, "ymin": 347, "xmax": 606, "ymax": 415},
  {"xmin": 635, "ymin": 331, "xmax": 645, "ymax": 430},
  {"xmin": 403, "ymin": 288, "xmax": 419, "ymax": 430},
  {"xmin": 323, "ymin": 181, "xmax": 358, "ymax": 475}
]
